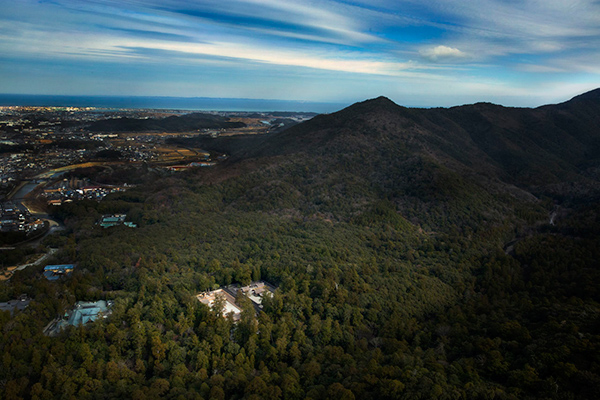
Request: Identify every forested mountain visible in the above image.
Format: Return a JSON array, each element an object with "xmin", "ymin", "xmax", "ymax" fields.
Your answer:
[
  {"xmin": 189, "ymin": 88, "xmax": 600, "ymax": 201},
  {"xmin": 218, "ymin": 88, "xmax": 600, "ymax": 186},
  {"xmin": 2, "ymin": 90, "xmax": 600, "ymax": 399}
]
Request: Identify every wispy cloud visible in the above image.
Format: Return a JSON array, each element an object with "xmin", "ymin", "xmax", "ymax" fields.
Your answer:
[
  {"xmin": 0, "ymin": 0, "xmax": 599, "ymax": 105},
  {"xmin": 117, "ymin": 39, "xmax": 433, "ymax": 78},
  {"xmin": 0, "ymin": 0, "xmax": 438, "ymax": 77}
]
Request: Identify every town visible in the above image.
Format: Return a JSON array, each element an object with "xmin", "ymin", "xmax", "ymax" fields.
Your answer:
[
  {"xmin": 0, "ymin": 105, "xmax": 305, "ymax": 329},
  {"xmin": 0, "ymin": 105, "xmax": 313, "ymax": 189}
]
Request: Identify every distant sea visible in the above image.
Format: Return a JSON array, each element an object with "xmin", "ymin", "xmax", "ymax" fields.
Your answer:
[{"xmin": 0, "ymin": 94, "xmax": 347, "ymax": 113}]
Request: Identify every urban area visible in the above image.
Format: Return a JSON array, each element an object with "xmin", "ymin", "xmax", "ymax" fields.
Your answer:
[{"xmin": 0, "ymin": 105, "xmax": 301, "ymax": 327}]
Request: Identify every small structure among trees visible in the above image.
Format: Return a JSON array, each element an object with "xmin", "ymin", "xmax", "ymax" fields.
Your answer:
[
  {"xmin": 196, "ymin": 281, "xmax": 276, "ymax": 321},
  {"xmin": 44, "ymin": 300, "xmax": 113, "ymax": 336}
]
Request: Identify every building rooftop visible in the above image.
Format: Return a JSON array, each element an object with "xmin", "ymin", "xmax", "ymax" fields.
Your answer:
[
  {"xmin": 197, "ymin": 289, "xmax": 242, "ymax": 321},
  {"xmin": 197, "ymin": 281, "xmax": 277, "ymax": 321},
  {"xmin": 44, "ymin": 300, "xmax": 112, "ymax": 336},
  {"xmin": 0, "ymin": 295, "xmax": 30, "ymax": 315},
  {"xmin": 99, "ymin": 214, "xmax": 136, "ymax": 228},
  {"xmin": 67, "ymin": 300, "xmax": 111, "ymax": 326},
  {"xmin": 43, "ymin": 264, "xmax": 75, "ymax": 281}
]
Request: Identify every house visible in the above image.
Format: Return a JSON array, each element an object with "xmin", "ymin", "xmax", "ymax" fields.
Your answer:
[
  {"xmin": 196, "ymin": 281, "xmax": 277, "ymax": 321},
  {"xmin": 236, "ymin": 281, "xmax": 276, "ymax": 312},
  {"xmin": 43, "ymin": 264, "xmax": 75, "ymax": 281},
  {"xmin": 66, "ymin": 300, "xmax": 112, "ymax": 326},
  {"xmin": 44, "ymin": 300, "xmax": 113, "ymax": 336},
  {"xmin": 25, "ymin": 219, "xmax": 45, "ymax": 232},
  {"xmin": 100, "ymin": 214, "xmax": 126, "ymax": 227},
  {"xmin": 0, "ymin": 294, "xmax": 30, "ymax": 315},
  {"xmin": 197, "ymin": 289, "xmax": 242, "ymax": 321},
  {"xmin": 99, "ymin": 214, "xmax": 136, "ymax": 228}
]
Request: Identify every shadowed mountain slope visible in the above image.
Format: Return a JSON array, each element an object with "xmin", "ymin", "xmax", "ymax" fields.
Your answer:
[
  {"xmin": 249, "ymin": 90, "xmax": 600, "ymax": 189},
  {"xmin": 179, "ymin": 89, "xmax": 600, "ymax": 236}
]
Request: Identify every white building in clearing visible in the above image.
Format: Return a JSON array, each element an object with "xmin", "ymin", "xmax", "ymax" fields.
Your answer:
[
  {"xmin": 238, "ymin": 281, "xmax": 275, "ymax": 311},
  {"xmin": 197, "ymin": 289, "xmax": 242, "ymax": 321},
  {"xmin": 196, "ymin": 281, "xmax": 277, "ymax": 321}
]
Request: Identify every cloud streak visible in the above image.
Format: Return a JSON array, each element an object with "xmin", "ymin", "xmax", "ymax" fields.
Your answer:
[{"xmin": 0, "ymin": 0, "xmax": 599, "ymax": 106}]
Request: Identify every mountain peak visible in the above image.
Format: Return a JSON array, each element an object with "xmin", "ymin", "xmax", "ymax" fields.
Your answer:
[
  {"xmin": 339, "ymin": 96, "xmax": 404, "ymax": 116},
  {"xmin": 568, "ymin": 88, "xmax": 600, "ymax": 102},
  {"xmin": 537, "ymin": 88, "xmax": 600, "ymax": 110},
  {"xmin": 363, "ymin": 96, "xmax": 399, "ymax": 107},
  {"xmin": 371, "ymin": 95, "xmax": 395, "ymax": 103}
]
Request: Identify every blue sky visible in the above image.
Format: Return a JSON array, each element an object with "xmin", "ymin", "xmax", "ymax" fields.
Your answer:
[{"xmin": 1, "ymin": 0, "xmax": 599, "ymax": 107}]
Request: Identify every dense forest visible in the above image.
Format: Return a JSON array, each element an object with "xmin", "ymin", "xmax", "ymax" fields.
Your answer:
[{"xmin": 1, "ymin": 90, "xmax": 600, "ymax": 399}]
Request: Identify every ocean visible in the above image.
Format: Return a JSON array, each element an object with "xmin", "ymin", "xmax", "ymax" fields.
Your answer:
[{"xmin": 0, "ymin": 94, "xmax": 346, "ymax": 113}]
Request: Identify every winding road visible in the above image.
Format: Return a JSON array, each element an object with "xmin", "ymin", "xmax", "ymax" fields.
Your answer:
[{"xmin": 5, "ymin": 170, "xmax": 65, "ymax": 248}]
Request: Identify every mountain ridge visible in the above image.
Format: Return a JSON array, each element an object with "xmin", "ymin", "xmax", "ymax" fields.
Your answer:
[
  {"xmin": 172, "ymin": 87, "xmax": 600, "ymax": 225},
  {"xmin": 241, "ymin": 88, "xmax": 600, "ymax": 189}
]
